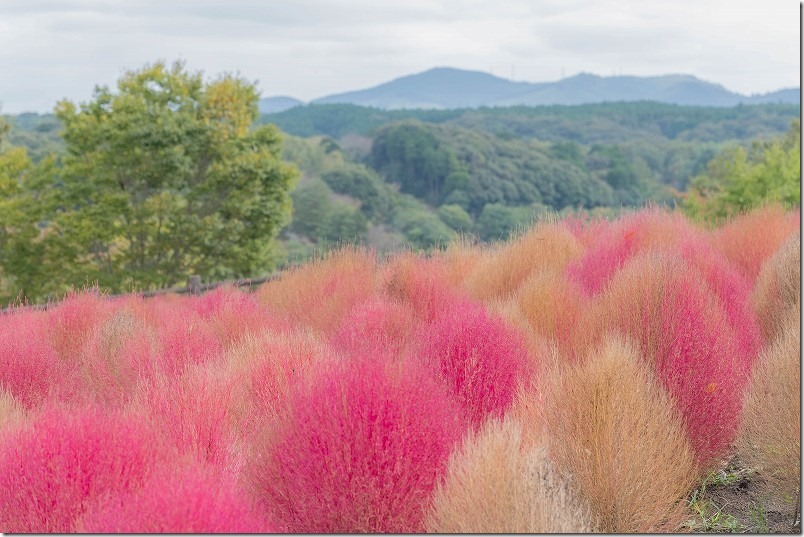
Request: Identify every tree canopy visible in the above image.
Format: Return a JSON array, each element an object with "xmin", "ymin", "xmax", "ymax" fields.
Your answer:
[
  {"xmin": 683, "ymin": 120, "xmax": 800, "ymax": 221},
  {"xmin": 0, "ymin": 61, "xmax": 298, "ymax": 302}
]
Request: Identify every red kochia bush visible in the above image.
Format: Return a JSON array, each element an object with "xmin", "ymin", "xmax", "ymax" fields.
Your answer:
[
  {"xmin": 0, "ymin": 311, "xmax": 63, "ymax": 408},
  {"xmin": 331, "ymin": 298, "xmax": 419, "ymax": 359},
  {"xmin": 575, "ymin": 252, "xmax": 753, "ymax": 466},
  {"xmin": 46, "ymin": 289, "xmax": 113, "ymax": 361},
  {"xmin": 153, "ymin": 304, "xmax": 224, "ymax": 375},
  {"xmin": 382, "ymin": 252, "xmax": 460, "ymax": 323},
  {"xmin": 193, "ymin": 285, "xmax": 288, "ymax": 345},
  {"xmin": 412, "ymin": 298, "xmax": 534, "ymax": 429},
  {"xmin": 77, "ymin": 462, "xmax": 273, "ymax": 533},
  {"xmin": 0, "ymin": 404, "xmax": 168, "ymax": 533},
  {"xmin": 247, "ymin": 355, "xmax": 464, "ymax": 533},
  {"xmin": 130, "ymin": 365, "xmax": 240, "ymax": 473},
  {"xmin": 566, "ymin": 208, "xmax": 699, "ymax": 296}
]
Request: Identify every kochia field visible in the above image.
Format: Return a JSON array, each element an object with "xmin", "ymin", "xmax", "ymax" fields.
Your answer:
[{"xmin": 0, "ymin": 205, "xmax": 799, "ymax": 533}]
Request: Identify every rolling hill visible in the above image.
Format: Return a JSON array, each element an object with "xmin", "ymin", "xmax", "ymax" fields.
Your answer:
[{"xmin": 259, "ymin": 67, "xmax": 799, "ymax": 110}]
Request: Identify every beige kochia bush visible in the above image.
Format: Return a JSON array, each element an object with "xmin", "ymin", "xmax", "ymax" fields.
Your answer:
[
  {"xmin": 737, "ymin": 311, "xmax": 801, "ymax": 504},
  {"xmin": 0, "ymin": 389, "xmax": 25, "ymax": 432},
  {"xmin": 254, "ymin": 247, "xmax": 378, "ymax": 335},
  {"xmin": 427, "ymin": 417, "xmax": 594, "ymax": 533},
  {"xmin": 752, "ymin": 232, "xmax": 800, "ymax": 342},
  {"xmin": 541, "ymin": 336, "xmax": 698, "ymax": 533},
  {"xmin": 463, "ymin": 222, "xmax": 584, "ymax": 302}
]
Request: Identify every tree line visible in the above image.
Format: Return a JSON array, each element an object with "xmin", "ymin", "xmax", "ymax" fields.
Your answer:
[{"xmin": 1, "ymin": 62, "xmax": 799, "ymax": 304}]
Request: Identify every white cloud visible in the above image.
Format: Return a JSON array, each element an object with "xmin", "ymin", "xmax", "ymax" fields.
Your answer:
[{"xmin": 0, "ymin": 0, "xmax": 798, "ymax": 113}]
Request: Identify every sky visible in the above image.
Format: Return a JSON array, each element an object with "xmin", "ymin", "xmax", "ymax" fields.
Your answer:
[{"xmin": 0, "ymin": 0, "xmax": 800, "ymax": 113}]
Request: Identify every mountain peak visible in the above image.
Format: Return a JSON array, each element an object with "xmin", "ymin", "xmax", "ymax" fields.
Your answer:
[{"xmin": 263, "ymin": 68, "xmax": 800, "ymax": 111}]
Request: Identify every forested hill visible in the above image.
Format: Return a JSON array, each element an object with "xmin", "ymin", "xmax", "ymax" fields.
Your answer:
[
  {"xmin": 260, "ymin": 101, "xmax": 800, "ymax": 143},
  {"xmin": 5, "ymin": 100, "xmax": 799, "ymax": 267}
]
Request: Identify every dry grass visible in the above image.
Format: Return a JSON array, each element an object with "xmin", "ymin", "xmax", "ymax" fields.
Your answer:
[
  {"xmin": 737, "ymin": 310, "xmax": 801, "ymax": 505},
  {"xmin": 254, "ymin": 247, "xmax": 378, "ymax": 334},
  {"xmin": 752, "ymin": 232, "xmax": 801, "ymax": 342},
  {"xmin": 426, "ymin": 417, "xmax": 595, "ymax": 533},
  {"xmin": 463, "ymin": 222, "xmax": 583, "ymax": 302},
  {"xmin": 541, "ymin": 335, "xmax": 698, "ymax": 533}
]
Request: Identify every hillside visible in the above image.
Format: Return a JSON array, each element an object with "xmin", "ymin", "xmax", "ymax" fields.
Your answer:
[
  {"xmin": 264, "ymin": 67, "xmax": 800, "ymax": 110},
  {"xmin": 258, "ymin": 96, "xmax": 304, "ymax": 114},
  {"xmin": 6, "ymin": 103, "xmax": 799, "ymax": 267},
  {"xmin": 261, "ymin": 101, "xmax": 800, "ymax": 143}
]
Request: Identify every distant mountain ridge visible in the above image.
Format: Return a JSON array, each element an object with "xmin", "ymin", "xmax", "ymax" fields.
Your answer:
[
  {"xmin": 258, "ymin": 96, "xmax": 305, "ymax": 114},
  {"xmin": 260, "ymin": 67, "xmax": 799, "ymax": 111}
]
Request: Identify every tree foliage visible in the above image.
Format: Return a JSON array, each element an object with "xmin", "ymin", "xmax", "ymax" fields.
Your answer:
[
  {"xmin": 683, "ymin": 120, "xmax": 801, "ymax": 220},
  {"xmin": 1, "ymin": 61, "xmax": 298, "ymax": 302},
  {"xmin": 370, "ymin": 122, "xmax": 458, "ymax": 205}
]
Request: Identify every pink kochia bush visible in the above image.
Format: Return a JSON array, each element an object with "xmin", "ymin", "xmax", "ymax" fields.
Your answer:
[
  {"xmin": 130, "ymin": 365, "xmax": 242, "ymax": 474},
  {"xmin": 577, "ymin": 252, "xmax": 755, "ymax": 466},
  {"xmin": 46, "ymin": 289, "xmax": 113, "ymax": 362},
  {"xmin": 0, "ymin": 404, "xmax": 168, "ymax": 533},
  {"xmin": 0, "ymin": 310, "xmax": 64, "ymax": 409},
  {"xmin": 77, "ymin": 462, "xmax": 273, "ymax": 533},
  {"xmin": 153, "ymin": 303, "xmax": 224, "ymax": 375},
  {"xmin": 331, "ymin": 298, "xmax": 419, "ymax": 359},
  {"xmin": 247, "ymin": 355, "xmax": 464, "ymax": 533},
  {"xmin": 412, "ymin": 297, "xmax": 534, "ymax": 429},
  {"xmin": 565, "ymin": 208, "xmax": 701, "ymax": 297},
  {"xmin": 676, "ymin": 238, "xmax": 764, "ymax": 362},
  {"xmin": 193, "ymin": 285, "xmax": 288, "ymax": 345}
]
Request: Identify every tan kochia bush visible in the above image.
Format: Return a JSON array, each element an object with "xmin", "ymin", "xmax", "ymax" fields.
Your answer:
[
  {"xmin": 0, "ymin": 389, "xmax": 25, "ymax": 432},
  {"xmin": 437, "ymin": 237, "xmax": 484, "ymax": 291},
  {"xmin": 713, "ymin": 204, "xmax": 799, "ymax": 283},
  {"xmin": 254, "ymin": 247, "xmax": 377, "ymax": 334},
  {"xmin": 222, "ymin": 328, "xmax": 331, "ymax": 437},
  {"xmin": 427, "ymin": 417, "xmax": 594, "ymax": 533},
  {"xmin": 542, "ymin": 336, "xmax": 697, "ymax": 533},
  {"xmin": 752, "ymin": 232, "xmax": 800, "ymax": 342},
  {"xmin": 515, "ymin": 270, "xmax": 583, "ymax": 352},
  {"xmin": 464, "ymin": 222, "xmax": 583, "ymax": 302},
  {"xmin": 737, "ymin": 311, "xmax": 801, "ymax": 504},
  {"xmin": 79, "ymin": 310, "xmax": 160, "ymax": 402},
  {"xmin": 484, "ymin": 298, "xmax": 550, "ymax": 371}
]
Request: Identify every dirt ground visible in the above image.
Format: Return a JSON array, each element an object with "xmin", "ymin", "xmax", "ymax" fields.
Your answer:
[{"xmin": 687, "ymin": 456, "xmax": 800, "ymax": 534}]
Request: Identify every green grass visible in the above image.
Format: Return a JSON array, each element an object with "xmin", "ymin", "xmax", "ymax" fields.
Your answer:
[{"xmin": 685, "ymin": 469, "xmax": 751, "ymax": 533}]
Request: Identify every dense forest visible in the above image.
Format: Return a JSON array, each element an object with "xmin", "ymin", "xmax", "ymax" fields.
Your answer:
[
  {"xmin": 267, "ymin": 101, "xmax": 798, "ymax": 261},
  {"xmin": 2, "ymin": 94, "xmax": 799, "ymax": 299}
]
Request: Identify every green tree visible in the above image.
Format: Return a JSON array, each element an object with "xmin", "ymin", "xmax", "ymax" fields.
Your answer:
[
  {"xmin": 290, "ymin": 178, "xmax": 334, "ymax": 238},
  {"xmin": 437, "ymin": 204, "xmax": 473, "ymax": 232},
  {"xmin": 322, "ymin": 204, "xmax": 368, "ymax": 243},
  {"xmin": 321, "ymin": 166, "xmax": 391, "ymax": 219},
  {"xmin": 391, "ymin": 195, "xmax": 455, "ymax": 249},
  {"xmin": 18, "ymin": 61, "xmax": 297, "ymax": 298},
  {"xmin": 370, "ymin": 122, "xmax": 457, "ymax": 205},
  {"xmin": 684, "ymin": 120, "xmax": 801, "ymax": 220},
  {"xmin": 475, "ymin": 203, "xmax": 533, "ymax": 241}
]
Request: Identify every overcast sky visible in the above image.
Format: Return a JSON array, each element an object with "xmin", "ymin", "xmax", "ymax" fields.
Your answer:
[{"xmin": 0, "ymin": 0, "xmax": 800, "ymax": 113}]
